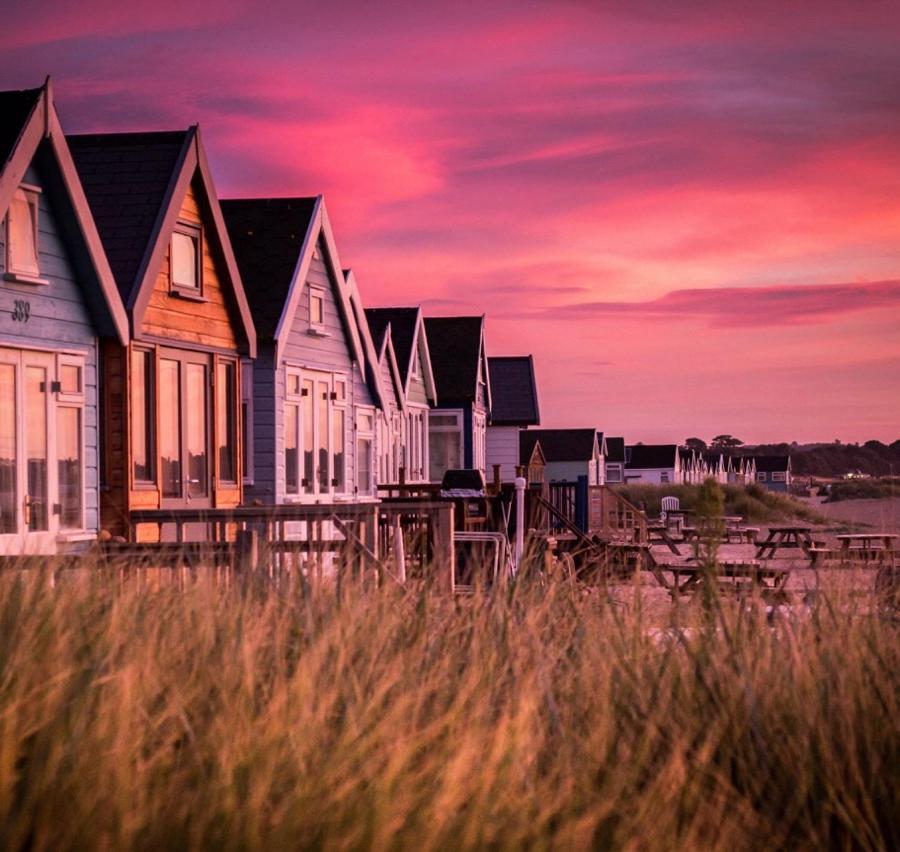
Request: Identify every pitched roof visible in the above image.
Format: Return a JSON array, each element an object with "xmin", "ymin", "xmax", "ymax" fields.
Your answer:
[
  {"xmin": 364, "ymin": 308, "xmax": 419, "ymax": 376},
  {"xmin": 751, "ymin": 454, "xmax": 791, "ymax": 472},
  {"xmin": 423, "ymin": 316, "xmax": 484, "ymax": 404},
  {"xmin": 488, "ymin": 356, "xmax": 540, "ymax": 426},
  {"xmin": 343, "ymin": 270, "xmax": 387, "ymax": 412},
  {"xmin": 605, "ymin": 437, "xmax": 626, "ymax": 463},
  {"xmin": 221, "ymin": 197, "xmax": 318, "ymax": 339},
  {"xmin": 0, "ymin": 86, "xmax": 41, "ymax": 170},
  {"xmin": 68, "ymin": 131, "xmax": 191, "ymax": 303},
  {"xmin": 626, "ymin": 444, "xmax": 679, "ymax": 469},
  {"xmin": 520, "ymin": 429, "xmax": 597, "ymax": 463},
  {"xmin": 363, "ymin": 308, "xmax": 391, "ymax": 353}
]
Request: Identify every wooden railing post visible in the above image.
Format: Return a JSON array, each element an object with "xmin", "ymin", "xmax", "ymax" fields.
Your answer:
[
  {"xmin": 235, "ymin": 529, "xmax": 259, "ymax": 573},
  {"xmin": 433, "ymin": 503, "xmax": 455, "ymax": 593}
]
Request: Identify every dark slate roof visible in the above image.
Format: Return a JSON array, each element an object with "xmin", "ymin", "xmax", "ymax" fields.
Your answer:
[
  {"xmin": 520, "ymin": 429, "xmax": 597, "ymax": 463},
  {"xmin": 365, "ymin": 308, "xmax": 419, "ymax": 377},
  {"xmin": 751, "ymin": 454, "xmax": 791, "ymax": 472},
  {"xmin": 68, "ymin": 130, "xmax": 190, "ymax": 302},
  {"xmin": 423, "ymin": 316, "xmax": 483, "ymax": 404},
  {"xmin": 626, "ymin": 444, "xmax": 679, "ymax": 469},
  {"xmin": 221, "ymin": 197, "xmax": 319, "ymax": 339},
  {"xmin": 0, "ymin": 87, "xmax": 41, "ymax": 170},
  {"xmin": 363, "ymin": 308, "xmax": 391, "ymax": 354},
  {"xmin": 605, "ymin": 437, "xmax": 625, "ymax": 463},
  {"xmin": 488, "ymin": 357, "xmax": 540, "ymax": 426}
]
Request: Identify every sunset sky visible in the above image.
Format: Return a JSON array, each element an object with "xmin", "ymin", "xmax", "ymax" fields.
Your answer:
[{"xmin": 2, "ymin": 1, "xmax": 898, "ymax": 443}]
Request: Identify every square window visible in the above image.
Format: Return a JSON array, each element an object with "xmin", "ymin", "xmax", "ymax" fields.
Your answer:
[
  {"xmin": 334, "ymin": 379, "xmax": 346, "ymax": 401},
  {"xmin": 171, "ymin": 225, "xmax": 201, "ymax": 292},
  {"xmin": 286, "ymin": 373, "xmax": 301, "ymax": 396},
  {"xmin": 7, "ymin": 187, "xmax": 40, "ymax": 277}
]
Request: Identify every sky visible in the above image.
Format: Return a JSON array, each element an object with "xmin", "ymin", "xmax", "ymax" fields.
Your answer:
[{"xmin": 2, "ymin": 0, "xmax": 899, "ymax": 444}]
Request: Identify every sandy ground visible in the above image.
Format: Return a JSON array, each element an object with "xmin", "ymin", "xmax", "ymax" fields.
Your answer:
[
  {"xmin": 607, "ymin": 502, "xmax": 900, "ymax": 620},
  {"xmin": 802, "ymin": 496, "xmax": 900, "ymax": 531}
]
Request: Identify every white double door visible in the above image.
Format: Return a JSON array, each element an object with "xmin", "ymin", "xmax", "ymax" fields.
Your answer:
[{"xmin": 0, "ymin": 348, "xmax": 83, "ymax": 554}]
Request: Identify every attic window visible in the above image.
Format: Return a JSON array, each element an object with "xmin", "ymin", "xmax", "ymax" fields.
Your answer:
[
  {"xmin": 5, "ymin": 186, "xmax": 42, "ymax": 282},
  {"xmin": 308, "ymin": 285, "xmax": 326, "ymax": 334},
  {"xmin": 171, "ymin": 223, "xmax": 202, "ymax": 295}
]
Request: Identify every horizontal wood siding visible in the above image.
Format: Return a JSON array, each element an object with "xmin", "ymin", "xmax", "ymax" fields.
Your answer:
[
  {"xmin": 0, "ymin": 164, "xmax": 101, "ymax": 534},
  {"xmin": 407, "ymin": 363, "xmax": 429, "ymax": 406},
  {"xmin": 141, "ymin": 177, "xmax": 239, "ymax": 352},
  {"xmin": 246, "ymin": 343, "xmax": 277, "ymax": 503},
  {"xmin": 486, "ymin": 425, "xmax": 521, "ymax": 482}
]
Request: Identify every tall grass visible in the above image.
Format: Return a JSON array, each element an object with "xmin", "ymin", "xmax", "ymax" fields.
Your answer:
[
  {"xmin": 616, "ymin": 482, "xmax": 826, "ymax": 524},
  {"xmin": 0, "ymin": 567, "xmax": 896, "ymax": 850}
]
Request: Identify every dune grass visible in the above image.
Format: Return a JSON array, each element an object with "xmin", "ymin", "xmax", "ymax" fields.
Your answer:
[
  {"xmin": 615, "ymin": 482, "xmax": 826, "ymax": 524},
  {"xmin": 0, "ymin": 567, "xmax": 896, "ymax": 850}
]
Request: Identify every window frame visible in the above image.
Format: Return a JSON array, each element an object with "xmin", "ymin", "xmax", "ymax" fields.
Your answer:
[
  {"xmin": 169, "ymin": 221, "xmax": 203, "ymax": 298},
  {"xmin": 771, "ymin": 471, "xmax": 786, "ymax": 482},
  {"xmin": 129, "ymin": 346, "xmax": 157, "ymax": 488},
  {"xmin": 241, "ymin": 361, "xmax": 254, "ymax": 486},
  {"xmin": 757, "ymin": 471, "xmax": 768, "ymax": 482},
  {"xmin": 307, "ymin": 285, "xmax": 326, "ymax": 334},
  {"xmin": 55, "ymin": 353, "xmax": 86, "ymax": 532},
  {"xmin": 214, "ymin": 356, "xmax": 239, "ymax": 486},
  {"xmin": 355, "ymin": 405, "xmax": 376, "ymax": 497},
  {"xmin": 5, "ymin": 184, "xmax": 45, "ymax": 284}
]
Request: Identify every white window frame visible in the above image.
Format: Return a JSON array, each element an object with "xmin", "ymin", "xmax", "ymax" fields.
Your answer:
[
  {"xmin": 241, "ymin": 361, "xmax": 254, "ymax": 485},
  {"xmin": 5, "ymin": 184, "xmax": 45, "ymax": 284},
  {"xmin": 473, "ymin": 410, "xmax": 487, "ymax": 473},
  {"xmin": 307, "ymin": 285, "xmax": 326, "ymax": 335},
  {"xmin": 283, "ymin": 366, "xmax": 349, "ymax": 502},
  {"xmin": 355, "ymin": 406, "xmax": 375, "ymax": 497},
  {"xmin": 169, "ymin": 221, "xmax": 203, "ymax": 297},
  {"xmin": 757, "ymin": 471, "xmax": 767, "ymax": 482},
  {"xmin": 771, "ymin": 471, "xmax": 786, "ymax": 482},
  {"xmin": 55, "ymin": 353, "xmax": 86, "ymax": 533},
  {"xmin": 428, "ymin": 409, "xmax": 464, "ymax": 481}
]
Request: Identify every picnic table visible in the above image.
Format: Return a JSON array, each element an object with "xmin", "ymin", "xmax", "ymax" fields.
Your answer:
[
  {"xmin": 755, "ymin": 525, "xmax": 816, "ymax": 559},
  {"xmin": 647, "ymin": 522, "xmax": 681, "ymax": 554},
  {"xmin": 649, "ymin": 559, "xmax": 790, "ymax": 599},
  {"xmin": 681, "ymin": 515, "xmax": 746, "ymax": 542},
  {"xmin": 836, "ymin": 533, "xmax": 897, "ymax": 564}
]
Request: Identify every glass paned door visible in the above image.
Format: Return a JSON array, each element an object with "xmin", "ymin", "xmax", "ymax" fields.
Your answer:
[
  {"xmin": 0, "ymin": 349, "xmax": 72, "ymax": 554},
  {"xmin": 159, "ymin": 348, "xmax": 212, "ymax": 509}
]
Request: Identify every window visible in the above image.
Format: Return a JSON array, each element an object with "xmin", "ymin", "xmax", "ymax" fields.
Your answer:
[
  {"xmin": 241, "ymin": 361, "xmax": 253, "ymax": 484},
  {"xmin": 216, "ymin": 360, "xmax": 237, "ymax": 483},
  {"xmin": 0, "ymin": 365, "xmax": 15, "ymax": 534},
  {"xmin": 284, "ymin": 368, "xmax": 348, "ymax": 499},
  {"xmin": 131, "ymin": 349, "xmax": 155, "ymax": 484},
  {"xmin": 606, "ymin": 466, "xmax": 622, "ymax": 484},
  {"xmin": 356, "ymin": 408, "xmax": 375, "ymax": 496},
  {"xmin": 170, "ymin": 223, "xmax": 201, "ymax": 294},
  {"xmin": 660, "ymin": 472, "xmax": 669, "ymax": 484},
  {"xmin": 6, "ymin": 186, "xmax": 40, "ymax": 279},
  {"xmin": 309, "ymin": 286, "xmax": 325, "ymax": 332},
  {"xmin": 473, "ymin": 411, "xmax": 487, "ymax": 472},
  {"xmin": 429, "ymin": 410, "xmax": 463, "ymax": 482},
  {"xmin": 757, "ymin": 472, "xmax": 767, "ymax": 482},
  {"xmin": 57, "ymin": 355, "xmax": 86, "ymax": 530},
  {"xmin": 159, "ymin": 359, "xmax": 181, "ymax": 498},
  {"xmin": 771, "ymin": 471, "xmax": 786, "ymax": 482}
]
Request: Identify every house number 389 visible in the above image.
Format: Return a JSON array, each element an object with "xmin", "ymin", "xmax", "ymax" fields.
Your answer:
[{"xmin": 11, "ymin": 300, "xmax": 30, "ymax": 322}]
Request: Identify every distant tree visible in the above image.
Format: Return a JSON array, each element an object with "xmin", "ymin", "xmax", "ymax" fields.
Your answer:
[
  {"xmin": 684, "ymin": 437, "xmax": 707, "ymax": 452},
  {"xmin": 710, "ymin": 434, "xmax": 743, "ymax": 449}
]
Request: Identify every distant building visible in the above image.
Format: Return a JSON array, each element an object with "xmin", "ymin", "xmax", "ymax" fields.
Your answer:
[
  {"xmin": 625, "ymin": 444, "xmax": 682, "ymax": 485},
  {"xmin": 485, "ymin": 356, "xmax": 540, "ymax": 482},
  {"xmin": 752, "ymin": 455, "xmax": 792, "ymax": 492},
  {"xmin": 520, "ymin": 429, "xmax": 603, "ymax": 485},
  {"xmin": 605, "ymin": 437, "xmax": 626, "ymax": 484}
]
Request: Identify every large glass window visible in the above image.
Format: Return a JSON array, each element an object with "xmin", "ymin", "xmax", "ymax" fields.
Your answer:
[
  {"xmin": 302, "ymin": 379, "xmax": 314, "ymax": 493},
  {"xmin": 356, "ymin": 409, "xmax": 374, "ymax": 496},
  {"xmin": 0, "ymin": 365, "xmax": 15, "ymax": 534},
  {"xmin": 57, "ymin": 407, "xmax": 82, "ymax": 529},
  {"xmin": 25, "ymin": 366, "xmax": 47, "ymax": 531},
  {"xmin": 316, "ymin": 379, "xmax": 329, "ymax": 492},
  {"xmin": 7, "ymin": 187, "xmax": 39, "ymax": 277},
  {"xmin": 332, "ymin": 407, "xmax": 345, "ymax": 492},
  {"xmin": 159, "ymin": 359, "xmax": 181, "ymax": 498},
  {"xmin": 185, "ymin": 364, "xmax": 208, "ymax": 499},
  {"xmin": 285, "ymin": 403, "xmax": 299, "ymax": 495},
  {"xmin": 216, "ymin": 360, "xmax": 237, "ymax": 483},
  {"xmin": 429, "ymin": 411, "xmax": 463, "ymax": 482},
  {"xmin": 131, "ymin": 349, "xmax": 155, "ymax": 483}
]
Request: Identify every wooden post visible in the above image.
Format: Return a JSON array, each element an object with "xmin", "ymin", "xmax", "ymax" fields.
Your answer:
[
  {"xmin": 433, "ymin": 503, "xmax": 455, "ymax": 593},
  {"xmin": 515, "ymin": 465, "xmax": 526, "ymax": 480},
  {"xmin": 399, "ymin": 466, "xmax": 406, "ymax": 486},
  {"xmin": 492, "ymin": 464, "xmax": 502, "ymax": 492},
  {"xmin": 235, "ymin": 529, "xmax": 259, "ymax": 573}
]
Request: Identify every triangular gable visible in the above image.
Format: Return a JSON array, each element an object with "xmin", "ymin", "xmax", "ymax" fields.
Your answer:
[
  {"xmin": 479, "ymin": 317, "xmax": 492, "ymax": 413},
  {"xmin": 526, "ymin": 439, "xmax": 546, "ymax": 468},
  {"xmin": 344, "ymin": 268, "xmax": 387, "ymax": 412},
  {"xmin": 0, "ymin": 80, "xmax": 127, "ymax": 344},
  {"xmin": 375, "ymin": 324, "xmax": 407, "ymax": 415},
  {"xmin": 128, "ymin": 128, "xmax": 256, "ymax": 356},
  {"xmin": 411, "ymin": 312, "xmax": 438, "ymax": 403},
  {"xmin": 273, "ymin": 199, "xmax": 363, "ymax": 367}
]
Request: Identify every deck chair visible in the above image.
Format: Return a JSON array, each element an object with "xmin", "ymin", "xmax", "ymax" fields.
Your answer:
[{"xmin": 660, "ymin": 496, "xmax": 680, "ymax": 529}]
